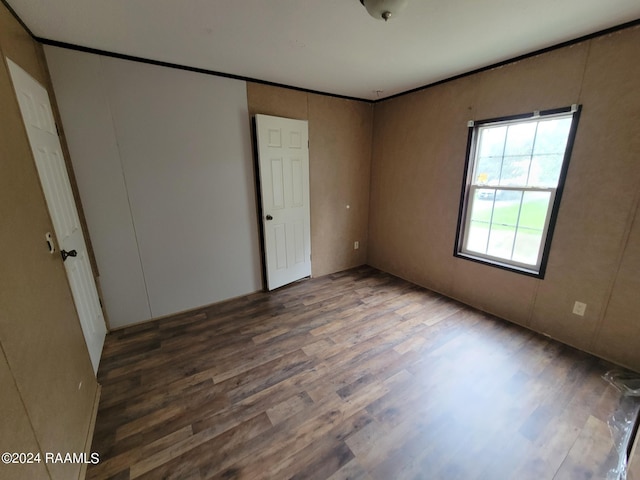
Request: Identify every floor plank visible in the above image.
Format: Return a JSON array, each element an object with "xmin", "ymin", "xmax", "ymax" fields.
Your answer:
[{"xmin": 88, "ymin": 266, "xmax": 628, "ymax": 479}]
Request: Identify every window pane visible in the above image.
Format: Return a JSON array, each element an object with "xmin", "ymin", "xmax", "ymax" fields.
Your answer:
[
  {"xmin": 528, "ymin": 154, "xmax": 563, "ymax": 187},
  {"xmin": 473, "ymin": 188, "xmax": 496, "ymax": 212},
  {"xmin": 487, "ymin": 226, "xmax": 516, "ymax": 259},
  {"xmin": 512, "ymin": 229, "xmax": 543, "ymax": 265},
  {"xmin": 511, "ymin": 191, "xmax": 550, "ymax": 265},
  {"xmin": 477, "ymin": 126, "xmax": 507, "ymax": 158},
  {"xmin": 475, "ymin": 126, "xmax": 506, "ymax": 186},
  {"xmin": 504, "ymin": 122, "xmax": 536, "ymax": 156},
  {"xmin": 475, "ymin": 156, "xmax": 501, "ymax": 185},
  {"xmin": 491, "ymin": 191, "xmax": 522, "ymax": 227},
  {"xmin": 466, "ymin": 220, "xmax": 489, "ymax": 254},
  {"xmin": 467, "ymin": 189, "xmax": 496, "ymax": 254},
  {"xmin": 500, "ymin": 156, "xmax": 530, "ymax": 186},
  {"xmin": 496, "ymin": 189, "xmax": 523, "ymax": 202},
  {"xmin": 533, "ymin": 118, "xmax": 572, "ymax": 155},
  {"xmin": 518, "ymin": 191, "xmax": 551, "ymax": 230}
]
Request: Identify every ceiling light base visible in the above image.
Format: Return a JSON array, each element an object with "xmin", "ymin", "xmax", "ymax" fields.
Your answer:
[{"xmin": 360, "ymin": 0, "xmax": 408, "ymax": 21}]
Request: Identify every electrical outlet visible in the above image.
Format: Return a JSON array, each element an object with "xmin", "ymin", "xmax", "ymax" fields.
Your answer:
[
  {"xmin": 572, "ymin": 301, "xmax": 587, "ymax": 316},
  {"xmin": 354, "ymin": 241, "xmax": 359, "ymax": 250}
]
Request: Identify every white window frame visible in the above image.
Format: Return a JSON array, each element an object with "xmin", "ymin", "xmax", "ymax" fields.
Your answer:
[{"xmin": 454, "ymin": 106, "xmax": 581, "ymax": 278}]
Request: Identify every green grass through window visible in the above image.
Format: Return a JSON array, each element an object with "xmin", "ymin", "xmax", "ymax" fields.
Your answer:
[{"xmin": 472, "ymin": 197, "xmax": 548, "ymax": 231}]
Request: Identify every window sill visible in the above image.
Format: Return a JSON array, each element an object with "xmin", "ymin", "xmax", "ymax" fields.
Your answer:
[{"xmin": 454, "ymin": 251, "xmax": 544, "ymax": 279}]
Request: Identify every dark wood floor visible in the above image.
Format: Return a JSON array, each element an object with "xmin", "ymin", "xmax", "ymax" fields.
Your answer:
[{"xmin": 88, "ymin": 266, "xmax": 623, "ymax": 479}]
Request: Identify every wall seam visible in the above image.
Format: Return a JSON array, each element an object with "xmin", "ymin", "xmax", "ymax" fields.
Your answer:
[
  {"xmin": 526, "ymin": 279, "xmax": 540, "ymax": 328},
  {"xmin": 589, "ymin": 186, "xmax": 640, "ymax": 352},
  {"xmin": 365, "ymin": 101, "xmax": 376, "ymax": 266},
  {"xmin": 97, "ymin": 55, "xmax": 154, "ymax": 319},
  {"xmin": 575, "ymin": 38, "xmax": 593, "ymax": 106}
]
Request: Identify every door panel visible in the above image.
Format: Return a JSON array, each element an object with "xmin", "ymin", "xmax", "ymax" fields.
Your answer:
[
  {"xmin": 7, "ymin": 58, "xmax": 106, "ymax": 374},
  {"xmin": 271, "ymin": 158, "xmax": 285, "ymax": 208},
  {"xmin": 255, "ymin": 115, "xmax": 311, "ymax": 290}
]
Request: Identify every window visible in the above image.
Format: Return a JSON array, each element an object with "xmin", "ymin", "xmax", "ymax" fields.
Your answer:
[{"xmin": 455, "ymin": 105, "xmax": 581, "ymax": 277}]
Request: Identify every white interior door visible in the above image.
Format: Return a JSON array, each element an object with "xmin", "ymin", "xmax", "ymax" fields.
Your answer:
[
  {"xmin": 7, "ymin": 58, "xmax": 106, "ymax": 374},
  {"xmin": 255, "ymin": 114, "xmax": 311, "ymax": 290}
]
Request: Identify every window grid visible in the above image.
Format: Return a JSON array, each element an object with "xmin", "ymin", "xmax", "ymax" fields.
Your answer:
[
  {"xmin": 455, "ymin": 106, "xmax": 581, "ymax": 277},
  {"xmin": 463, "ymin": 186, "xmax": 555, "ymax": 269}
]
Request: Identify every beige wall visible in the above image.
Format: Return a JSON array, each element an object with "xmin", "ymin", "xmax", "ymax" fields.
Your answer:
[
  {"xmin": 369, "ymin": 25, "xmax": 640, "ymax": 372},
  {"xmin": 0, "ymin": 4, "xmax": 99, "ymax": 480},
  {"xmin": 247, "ymin": 83, "xmax": 373, "ymax": 278}
]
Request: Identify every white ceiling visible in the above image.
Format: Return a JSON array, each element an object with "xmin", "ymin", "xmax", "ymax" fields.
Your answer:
[{"xmin": 6, "ymin": 0, "xmax": 640, "ymax": 100}]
